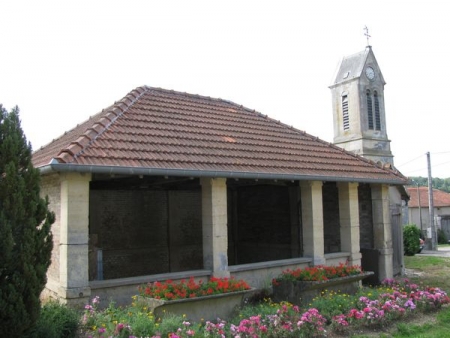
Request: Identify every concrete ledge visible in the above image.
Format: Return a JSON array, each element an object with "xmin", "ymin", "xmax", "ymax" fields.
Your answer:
[
  {"xmin": 324, "ymin": 252, "xmax": 351, "ymax": 260},
  {"xmin": 90, "ymin": 269, "xmax": 211, "ymax": 290},
  {"xmin": 379, "ymin": 248, "xmax": 394, "ymax": 255},
  {"xmin": 229, "ymin": 257, "xmax": 312, "ymax": 273},
  {"xmin": 63, "ymin": 286, "xmax": 92, "ymax": 299}
]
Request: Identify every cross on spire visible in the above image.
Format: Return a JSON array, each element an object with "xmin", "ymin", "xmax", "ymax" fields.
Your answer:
[{"xmin": 364, "ymin": 26, "xmax": 371, "ymax": 46}]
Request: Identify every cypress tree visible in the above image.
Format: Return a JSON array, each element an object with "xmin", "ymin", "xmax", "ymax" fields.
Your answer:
[{"xmin": 0, "ymin": 105, "xmax": 54, "ymax": 337}]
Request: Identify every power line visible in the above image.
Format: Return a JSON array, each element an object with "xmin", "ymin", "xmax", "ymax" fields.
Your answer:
[
  {"xmin": 398, "ymin": 151, "xmax": 450, "ymax": 170},
  {"xmin": 432, "ymin": 151, "xmax": 450, "ymax": 155},
  {"xmin": 397, "ymin": 154, "xmax": 425, "ymax": 168},
  {"xmin": 432, "ymin": 159, "xmax": 450, "ymax": 168},
  {"xmin": 403, "ymin": 159, "xmax": 450, "ymax": 177}
]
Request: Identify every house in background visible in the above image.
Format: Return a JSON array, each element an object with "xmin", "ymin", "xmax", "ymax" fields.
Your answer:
[
  {"xmin": 406, "ymin": 186, "xmax": 450, "ymax": 239},
  {"xmin": 33, "ymin": 85, "xmax": 407, "ymax": 306}
]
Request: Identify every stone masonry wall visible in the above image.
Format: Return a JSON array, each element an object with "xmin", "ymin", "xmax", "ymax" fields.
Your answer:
[{"xmin": 40, "ymin": 173, "xmax": 61, "ymax": 284}]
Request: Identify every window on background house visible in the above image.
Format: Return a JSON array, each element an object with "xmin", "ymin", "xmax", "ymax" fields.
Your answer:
[
  {"xmin": 374, "ymin": 91, "xmax": 381, "ymax": 130},
  {"xmin": 367, "ymin": 90, "xmax": 374, "ymax": 130},
  {"xmin": 342, "ymin": 95, "xmax": 349, "ymax": 130}
]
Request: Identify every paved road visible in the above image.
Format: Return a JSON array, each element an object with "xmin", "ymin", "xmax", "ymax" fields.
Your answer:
[{"xmin": 418, "ymin": 246, "xmax": 450, "ymax": 257}]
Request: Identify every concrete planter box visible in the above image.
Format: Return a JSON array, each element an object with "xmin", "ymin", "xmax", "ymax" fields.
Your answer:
[
  {"xmin": 272, "ymin": 272, "xmax": 374, "ymax": 306},
  {"xmin": 138, "ymin": 289, "xmax": 255, "ymax": 322}
]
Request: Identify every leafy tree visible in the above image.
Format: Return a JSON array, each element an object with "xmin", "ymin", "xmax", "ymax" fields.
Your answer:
[
  {"xmin": 403, "ymin": 224, "xmax": 421, "ymax": 256},
  {"xmin": 438, "ymin": 229, "xmax": 448, "ymax": 245},
  {"xmin": 409, "ymin": 176, "xmax": 450, "ymax": 193},
  {"xmin": 0, "ymin": 105, "xmax": 54, "ymax": 337}
]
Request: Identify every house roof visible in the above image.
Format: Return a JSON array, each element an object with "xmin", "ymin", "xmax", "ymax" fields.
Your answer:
[
  {"xmin": 407, "ymin": 187, "xmax": 450, "ymax": 208},
  {"xmin": 32, "ymin": 86, "xmax": 407, "ymax": 184}
]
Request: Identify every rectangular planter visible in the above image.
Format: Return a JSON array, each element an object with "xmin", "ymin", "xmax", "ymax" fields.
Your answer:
[
  {"xmin": 272, "ymin": 272, "xmax": 374, "ymax": 306},
  {"xmin": 138, "ymin": 289, "xmax": 255, "ymax": 322}
]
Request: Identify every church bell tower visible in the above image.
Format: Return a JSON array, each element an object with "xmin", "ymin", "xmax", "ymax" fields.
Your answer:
[{"xmin": 329, "ymin": 44, "xmax": 393, "ymax": 166}]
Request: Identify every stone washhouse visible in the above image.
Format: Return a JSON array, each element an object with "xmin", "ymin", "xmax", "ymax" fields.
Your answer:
[{"xmin": 33, "ymin": 84, "xmax": 407, "ymax": 305}]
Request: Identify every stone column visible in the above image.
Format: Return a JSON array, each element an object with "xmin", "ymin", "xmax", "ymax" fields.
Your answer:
[
  {"xmin": 59, "ymin": 172, "xmax": 91, "ymax": 304},
  {"xmin": 300, "ymin": 181, "xmax": 325, "ymax": 265},
  {"xmin": 200, "ymin": 177, "xmax": 230, "ymax": 278},
  {"xmin": 371, "ymin": 183, "xmax": 393, "ymax": 281},
  {"xmin": 337, "ymin": 182, "xmax": 362, "ymax": 266}
]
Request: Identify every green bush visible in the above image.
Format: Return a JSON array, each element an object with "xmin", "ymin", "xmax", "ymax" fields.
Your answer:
[
  {"xmin": 438, "ymin": 229, "xmax": 448, "ymax": 244},
  {"xmin": 0, "ymin": 106, "xmax": 55, "ymax": 337},
  {"xmin": 25, "ymin": 302, "xmax": 79, "ymax": 338},
  {"xmin": 403, "ymin": 224, "xmax": 421, "ymax": 256}
]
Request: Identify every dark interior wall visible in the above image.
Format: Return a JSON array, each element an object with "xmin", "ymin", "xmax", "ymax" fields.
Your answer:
[
  {"xmin": 167, "ymin": 191, "xmax": 203, "ymax": 272},
  {"xmin": 358, "ymin": 184, "xmax": 374, "ymax": 249},
  {"xmin": 89, "ymin": 178, "xmax": 202, "ymax": 280},
  {"xmin": 88, "ymin": 176, "xmax": 350, "ymax": 279},
  {"xmin": 322, "ymin": 182, "xmax": 341, "ymax": 253},
  {"xmin": 228, "ymin": 183, "xmax": 294, "ymax": 265}
]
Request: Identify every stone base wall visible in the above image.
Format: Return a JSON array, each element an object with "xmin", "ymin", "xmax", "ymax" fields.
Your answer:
[{"xmin": 40, "ymin": 174, "xmax": 61, "ymax": 286}]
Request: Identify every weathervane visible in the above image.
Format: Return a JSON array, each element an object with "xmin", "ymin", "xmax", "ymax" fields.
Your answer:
[{"xmin": 364, "ymin": 26, "xmax": 371, "ymax": 46}]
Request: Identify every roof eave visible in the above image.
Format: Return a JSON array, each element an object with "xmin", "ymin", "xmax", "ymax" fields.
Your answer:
[{"xmin": 38, "ymin": 162, "xmax": 407, "ymax": 185}]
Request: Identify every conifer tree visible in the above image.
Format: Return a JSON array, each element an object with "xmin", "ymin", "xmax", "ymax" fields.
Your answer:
[{"xmin": 0, "ymin": 105, "xmax": 54, "ymax": 337}]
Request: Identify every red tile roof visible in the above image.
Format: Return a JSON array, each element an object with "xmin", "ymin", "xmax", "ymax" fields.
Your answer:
[
  {"xmin": 407, "ymin": 187, "xmax": 450, "ymax": 208},
  {"xmin": 32, "ymin": 86, "xmax": 407, "ymax": 184}
]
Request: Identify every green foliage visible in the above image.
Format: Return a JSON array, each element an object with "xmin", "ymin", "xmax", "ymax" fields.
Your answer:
[
  {"xmin": 127, "ymin": 313, "xmax": 158, "ymax": 337},
  {"xmin": 438, "ymin": 229, "xmax": 448, "ymax": 244},
  {"xmin": 25, "ymin": 302, "xmax": 79, "ymax": 338},
  {"xmin": 403, "ymin": 224, "xmax": 421, "ymax": 256},
  {"xmin": 306, "ymin": 287, "xmax": 391, "ymax": 322},
  {"xmin": 308, "ymin": 290, "xmax": 359, "ymax": 321},
  {"xmin": 231, "ymin": 299, "xmax": 278, "ymax": 321},
  {"xmin": 409, "ymin": 176, "xmax": 450, "ymax": 193},
  {"xmin": 0, "ymin": 105, "xmax": 55, "ymax": 337}
]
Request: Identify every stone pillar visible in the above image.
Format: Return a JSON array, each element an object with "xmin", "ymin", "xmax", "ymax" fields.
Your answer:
[
  {"xmin": 371, "ymin": 183, "xmax": 393, "ymax": 281},
  {"xmin": 337, "ymin": 182, "xmax": 362, "ymax": 266},
  {"xmin": 59, "ymin": 172, "xmax": 91, "ymax": 304},
  {"xmin": 300, "ymin": 181, "xmax": 325, "ymax": 265},
  {"xmin": 200, "ymin": 177, "xmax": 230, "ymax": 278}
]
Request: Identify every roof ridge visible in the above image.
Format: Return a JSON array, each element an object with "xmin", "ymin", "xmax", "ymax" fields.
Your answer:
[
  {"xmin": 145, "ymin": 86, "xmax": 263, "ymax": 116},
  {"xmin": 55, "ymin": 86, "xmax": 150, "ymax": 163},
  {"xmin": 342, "ymin": 48, "xmax": 369, "ymax": 61}
]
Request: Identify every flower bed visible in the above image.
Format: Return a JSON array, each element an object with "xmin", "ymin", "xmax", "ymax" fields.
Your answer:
[
  {"xmin": 272, "ymin": 264, "xmax": 373, "ymax": 306},
  {"xmin": 81, "ymin": 278, "xmax": 450, "ymax": 337},
  {"xmin": 137, "ymin": 277, "xmax": 254, "ymax": 322}
]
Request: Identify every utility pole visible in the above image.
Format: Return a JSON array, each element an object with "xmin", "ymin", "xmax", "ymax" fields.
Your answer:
[
  {"xmin": 416, "ymin": 182, "xmax": 423, "ymax": 235},
  {"xmin": 427, "ymin": 152, "xmax": 437, "ymax": 250}
]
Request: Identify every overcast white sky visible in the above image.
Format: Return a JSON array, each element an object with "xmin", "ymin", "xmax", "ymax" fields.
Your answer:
[{"xmin": 1, "ymin": 0, "xmax": 449, "ymax": 178}]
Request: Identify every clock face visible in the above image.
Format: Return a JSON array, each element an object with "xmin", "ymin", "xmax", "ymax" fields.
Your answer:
[{"xmin": 365, "ymin": 66, "xmax": 375, "ymax": 80}]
